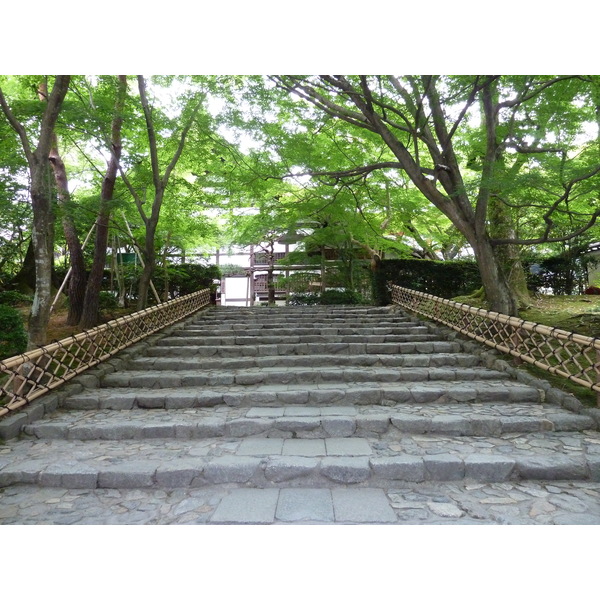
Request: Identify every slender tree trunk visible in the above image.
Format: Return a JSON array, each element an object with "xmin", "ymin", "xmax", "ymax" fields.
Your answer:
[
  {"xmin": 48, "ymin": 141, "xmax": 86, "ymax": 325},
  {"xmin": 0, "ymin": 75, "xmax": 71, "ymax": 348},
  {"xmin": 267, "ymin": 242, "xmax": 275, "ymax": 305},
  {"xmin": 162, "ymin": 232, "xmax": 171, "ymax": 302},
  {"xmin": 37, "ymin": 79, "xmax": 87, "ymax": 325},
  {"xmin": 79, "ymin": 75, "xmax": 127, "ymax": 329},
  {"xmin": 28, "ymin": 166, "xmax": 56, "ymax": 347},
  {"xmin": 138, "ymin": 219, "xmax": 159, "ymax": 309},
  {"xmin": 114, "ymin": 236, "xmax": 126, "ymax": 308},
  {"xmin": 124, "ymin": 76, "xmax": 201, "ymax": 310}
]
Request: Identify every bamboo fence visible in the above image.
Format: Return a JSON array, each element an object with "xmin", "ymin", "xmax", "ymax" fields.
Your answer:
[
  {"xmin": 389, "ymin": 284, "xmax": 600, "ymax": 405},
  {"xmin": 0, "ymin": 288, "xmax": 211, "ymax": 418}
]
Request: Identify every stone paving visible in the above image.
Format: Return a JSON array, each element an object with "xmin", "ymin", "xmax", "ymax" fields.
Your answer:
[
  {"xmin": 2, "ymin": 304, "xmax": 600, "ymax": 525},
  {"xmin": 2, "ymin": 481, "xmax": 600, "ymax": 524}
]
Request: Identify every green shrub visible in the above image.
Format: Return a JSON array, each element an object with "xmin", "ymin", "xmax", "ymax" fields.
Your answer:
[
  {"xmin": 0, "ymin": 304, "xmax": 28, "ymax": 360},
  {"xmin": 288, "ymin": 289, "xmax": 364, "ymax": 305},
  {"xmin": 371, "ymin": 259, "xmax": 482, "ymax": 305},
  {"xmin": 98, "ymin": 291, "xmax": 119, "ymax": 310},
  {"xmin": 319, "ymin": 289, "xmax": 364, "ymax": 305},
  {"xmin": 288, "ymin": 293, "xmax": 321, "ymax": 306},
  {"xmin": 0, "ymin": 290, "xmax": 32, "ymax": 307}
]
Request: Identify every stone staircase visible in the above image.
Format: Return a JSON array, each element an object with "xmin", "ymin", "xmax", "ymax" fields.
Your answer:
[{"xmin": 1, "ymin": 304, "xmax": 600, "ymax": 524}]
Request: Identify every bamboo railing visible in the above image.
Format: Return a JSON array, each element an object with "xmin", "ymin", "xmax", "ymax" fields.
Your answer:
[
  {"xmin": 0, "ymin": 288, "xmax": 211, "ymax": 418},
  {"xmin": 389, "ymin": 284, "xmax": 600, "ymax": 405}
]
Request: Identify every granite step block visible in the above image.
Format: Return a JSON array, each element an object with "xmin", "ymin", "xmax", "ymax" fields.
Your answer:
[
  {"xmin": 99, "ymin": 366, "xmax": 510, "ymax": 388},
  {"xmin": 155, "ymin": 333, "xmax": 441, "ymax": 346},
  {"xmin": 128, "ymin": 353, "xmax": 483, "ymax": 371},
  {"xmin": 144, "ymin": 341, "xmax": 463, "ymax": 358},
  {"xmin": 57, "ymin": 380, "xmax": 542, "ymax": 410},
  {"xmin": 2, "ymin": 441, "xmax": 599, "ymax": 488},
  {"xmin": 21, "ymin": 405, "xmax": 595, "ymax": 441}
]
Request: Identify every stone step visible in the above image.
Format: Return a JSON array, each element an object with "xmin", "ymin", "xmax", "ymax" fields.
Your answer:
[
  {"xmin": 159, "ymin": 333, "xmax": 440, "ymax": 346},
  {"xmin": 177, "ymin": 325, "xmax": 429, "ymax": 336},
  {"xmin": 101, "ymin": 366, "xmax": 511, "ymax": 388},
  {"xmin": 144, "ymin": 340, "xmax": 463, "ymax": 358},
  {"xmin": 2, "ymin": 433, "xmax": 600, "ymax": 488},
  {"xmin": 21, "ymin": 404, "xmax": 597, "ymax": 441},
  {"xmin": 128, "ymin": 352, "xmax": 484, "ymax": 371},
  {"xmin": 194, "ymin": 316, "xmax": 413, "ymax": 326},
  {"xmin": 60, "ymin": 380, "xmax": 542, "ymax": 410},
  {"xmin": 204, "ymin": 306, "xmax": 396, "ymax": 315},
  {"xmin": 195, "ymin": 308, "xmax": 408, "ymax": 319}
]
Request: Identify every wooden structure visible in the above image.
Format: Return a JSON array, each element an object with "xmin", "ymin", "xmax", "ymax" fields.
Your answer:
[
  {"xmin": 390, "ymin": 283, "xmax": 600, "ymax": 405},
  {"xmin": 0, "ymin": 289, "xmax": 211, "ymax": 417}
]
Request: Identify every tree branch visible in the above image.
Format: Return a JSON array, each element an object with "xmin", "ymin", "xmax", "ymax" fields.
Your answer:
[{"xmin": 0, "ymin": 86, "xmax": 34, "ymax": 165}]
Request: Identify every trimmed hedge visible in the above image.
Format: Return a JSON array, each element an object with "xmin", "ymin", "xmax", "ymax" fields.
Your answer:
[
  {"xmin": 288, "ymin": 289, "xmax": 365, "ymax": 306},
  {"xmin": 372, "ymin": 259, "xmax": 482, "ymax": 305}
]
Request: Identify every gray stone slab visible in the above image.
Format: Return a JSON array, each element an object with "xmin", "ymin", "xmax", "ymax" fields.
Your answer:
[
  {"xmin": 38, "ymin": 462, "xmax": 99, "ymax": 488},
  {"xmin": 275, "ymin": 417, "xmax": 321, "ymax": 431},
  {"xmin": 321, "ymin": 457, "xmax": 371, "ymax": 483},
  {"xmin": 321, "ymin": 417, "xmax": 356, "ymax": 437},
  {"xmin": 464, "ymin": 455, "xmax": 515, "ymax": 482},
  {"xmin": 356, "ymin": 415, "xmax": 389, "ymax": 433},
  {"xmin": 320, "ymin": 406, "xmax": 357, "ymax": 416},
  {"xmin": 423, "ymin": 454, "xmax": 465, "ymax": 481},
  {"xmin": 325, "ymin": 438, "xmax": 371, "ymax": 456},
  {"xmin": 282, "ymin": 439, "xmax": 326, "ymax": 456},
  {"xmin": 284, "ymin": 406, "xmax": 321, "ymax": 416},
  {"xmin": 246, "ymin": 407, "xmax": 285, "ymax": 418},
  {"xmin": 370, "ymin": 456, "xmax": 425, "ymax": 482},
  {"xmin": 203, "ymin": 456, "xmax": 262, "ymax": 483},
  {"xmin": 390, "ymin": 415, "xmax": 431, "ymax": 433},
  {"xmin": 429, "ymin": 415, "xmax": 470, "ymax": 435},
  {"xmin": 97, "ymin": 462, "xmax": 158, "ymax": 488},
  {"xmin": 515, "ymin": 455, "xmax": 588, "ymax": 480},
  {"xmin": 237, "ymin": 438, "xmax": 284, "ymax": 456},
  {"xmin": 276, "ymin": 489, "xmax": 334, "ymax": 523},
  {"xmin": 210, "ymin": 489, "xmax": 279, "ymax": 524},
  {"xmin": 227, "ymin": 418, "xmax": 271, "ymax": 437},
  {"xmin": 588, "ymin": 457, "xmax": 600, "ymax": 482},
  {"xmin": 469, "ymin": 415, "xmax": 502, "ymax": 436},
  {"xmin": 264, "ymin": 456, "xmax": 319, "ymax": 482},
  {"xmin": 500, "ymin": 416, "xmax": 542, "ymax": 433},
  {"xmin": 551, "ymin": 414, "xmax": 596, "ymax": 431},
  {"xmin": 155, "ymin": 462, "xmax": 203, "ymax": 487},
  {"xmin": 332, "ymin": 488, "xmax": 397, "ymax": 523},
  {"xmin": 141, "ymin": 423, "xmax": 176, "ymax": 438}
]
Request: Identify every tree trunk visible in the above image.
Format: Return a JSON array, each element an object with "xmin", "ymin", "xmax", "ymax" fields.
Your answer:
[
  {"xmin": 489, "ymin": 196, "xmax": 530, "ymax": 309},
  {"xmin": 469, "ymin": 232, "xmax": 519, "ymax": 316},
  {"xmin": 127, "ymin": 76, "xmax": 201, "ymax": 310},
  {"xmin": 28, "ymin": 165, "xmax": 56, "ymax": 348},
  {"xmin": 0, "ymin": 76, "xmax": 71, "ymax": 348},
  {"xmin": 137, "ymin": 219, "xmax": 158, "ymax": 309},
  {"xmin": 9, "ymin": 240, "xmax": 36, "ymax": 293},
  {"xmin": 79, "ymin": 75, "xmax": 127, "ymax": 329},
  {"xmin": 48, "ymin": 142, "xmax": 86, "ymax": 325}
]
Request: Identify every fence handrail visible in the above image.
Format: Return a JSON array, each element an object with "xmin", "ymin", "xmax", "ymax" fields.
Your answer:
[
  {"xmin": 389, "ymin": 284, "xmax": 600, "ymax": 400},
  {"xmin": 0, "ymin": 288, "xmax": 211, "ymax": 418}
]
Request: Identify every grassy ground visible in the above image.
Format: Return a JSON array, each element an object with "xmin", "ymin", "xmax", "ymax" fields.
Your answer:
[{"xmin": 452, "ymin": 293, "xmax": 600, "ymax": 338}]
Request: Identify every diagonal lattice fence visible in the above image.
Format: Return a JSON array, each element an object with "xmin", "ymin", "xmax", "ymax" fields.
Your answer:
[
  {"xmin": 0, "ymin": 288, "xmax": 211, "ymax": 418},
  {"xmin": 389, "ymin": 284, "xmax": 600, "ymax": 404}
]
